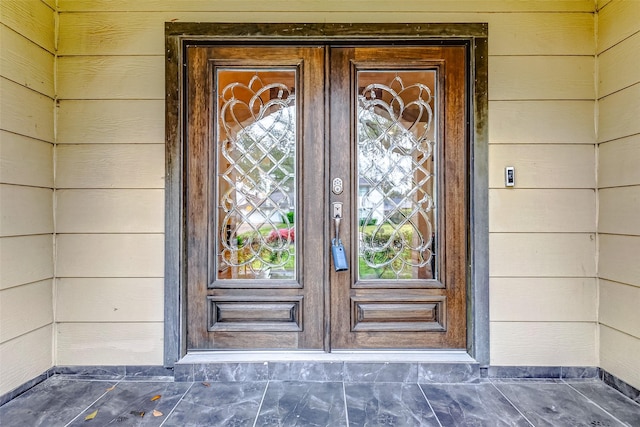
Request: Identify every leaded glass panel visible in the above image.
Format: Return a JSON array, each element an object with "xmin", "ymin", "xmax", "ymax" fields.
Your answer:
[
  {"xmin": 357, "ymin": 70, "xmax": 437, "ymax": 280},
  {"xmin": 216, "ymin": 69, "xmax": 297, "ymax": 280}
]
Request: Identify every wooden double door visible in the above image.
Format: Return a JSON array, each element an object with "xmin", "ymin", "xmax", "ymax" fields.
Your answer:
[{"xmin": 185, "ymin": 43, "xmax": 467, "ymax": 351}]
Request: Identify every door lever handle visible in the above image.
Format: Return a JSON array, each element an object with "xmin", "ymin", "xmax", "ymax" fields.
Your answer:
[{"xmin": 332, "ymin": 202, "xmax": 348, "ymax": 271}]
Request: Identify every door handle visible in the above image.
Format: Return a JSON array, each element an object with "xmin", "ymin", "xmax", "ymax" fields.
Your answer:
[{"xmin": 332, "ymin": 202, "xmax": 348, "ymax": 272}]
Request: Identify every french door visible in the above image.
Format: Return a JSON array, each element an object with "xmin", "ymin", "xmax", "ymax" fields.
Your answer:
[{"xmin": 185, "ymin": 44, "xmax": 467, "ymax": 351}]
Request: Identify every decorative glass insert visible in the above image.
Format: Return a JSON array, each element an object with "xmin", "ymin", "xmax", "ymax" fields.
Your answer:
[
  {"xmin": 357, "ymin": 70, "xmax": 437, "ymax": 280},
  {"xmin": 216, "ymin": 70, "xmax": 297, "ymax": 280}
]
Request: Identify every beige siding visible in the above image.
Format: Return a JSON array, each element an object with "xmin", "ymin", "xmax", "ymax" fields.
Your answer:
[
  {"xmin": 57, "ymin": 100, "xmax": 165, "ymax": 144},
  {"xmin": 490, "ymin": 278, "xmax": 597, "ymax": 322},
  {"xmin": 0, "ymin": 185, "xmax": 53, "ymax": 237},
  {"xmin": 56, "ymin": 278, "xmax": 164, "ymax": 322},
  {"xmin": 490, "ymin": 233, "xmax": 596, "ymax": 278},
  {"xmin": 489, "ymin": 189, "xmax": 595, "ymax": 232},
  {"xmin": 599, "ymin": 325, "xmax": 640, "ymax": 390},
  {"xmin": 488, "ymin": 145, "xmax": 595, "ymax": 189},
  {"xmin": 0, "ymin": 0, "xmax": 55, "ymax": 394},
  {"xmin": 491, "ymin": 322, "xmax": 597, "ymax": 366},
  {"xmin": 50, "ymin": 0, "xmax": 600, "ymax": 369},
  {"xmin": 0, "ymin": 325, "xmax": 53, "ymax": 396},
  {"xmin": 489, "ymin": 101, "xmax": 596, "ymax": 144},
  {"xmin": 0, "ymin": 235, "xmax": 53, "ymax": 291},
  {"xmin": 56, "ymin": 189, "xmax": 164, "ymax": 233},
  {"xmin": 596, "ymin": 0, "xmax": 640, "ymax": 390},
  {"xmin": 56, "ymin": 234, "xmax": 164, "ymax": 278},
  {"xmin": 0, "ymin": 131, "xmax": 53, "ymax": 188},
  {"xmin": 56, "ymin": 322, "xmax": 163, "ymax": 365},
  {"xmin": 0, "ymin": 280, "xmax": 53, "ymax": 344},
  {"xmin": 55, "ymin": 144, "xmax": 165, "ymax": 189}
]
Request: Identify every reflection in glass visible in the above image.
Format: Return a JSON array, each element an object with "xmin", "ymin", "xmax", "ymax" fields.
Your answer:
[
  {"xmin": 216, "ymin": 70, "xmax": 296, "ymax": 280},
  {"xmin": 357, "ymin": 71, "xmax": 437, "ymax": 280}
]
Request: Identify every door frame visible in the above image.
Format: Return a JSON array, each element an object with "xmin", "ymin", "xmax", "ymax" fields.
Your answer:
[{"xmin": 164, "ymin": 22, "xmax": 489, "ymax": 367}]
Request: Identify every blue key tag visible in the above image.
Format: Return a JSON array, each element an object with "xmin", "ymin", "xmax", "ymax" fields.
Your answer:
[{"xmin": 332, "ymin": 238, "xmax": 349, "ymax": 272}]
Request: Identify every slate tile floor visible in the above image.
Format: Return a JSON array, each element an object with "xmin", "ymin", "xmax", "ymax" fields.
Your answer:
[{"xmin": 1, "ymin": 376, "xmax": 639, "ymax": 426}]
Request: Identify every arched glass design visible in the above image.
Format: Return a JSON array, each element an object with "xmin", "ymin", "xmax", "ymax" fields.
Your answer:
[
  {"xmin": 357, "ymin": 70, "xmax": 438, "ymax": 280},
  {"xmin": 215, "ymin": 70, "xmax": 297, "ymax": 280}
]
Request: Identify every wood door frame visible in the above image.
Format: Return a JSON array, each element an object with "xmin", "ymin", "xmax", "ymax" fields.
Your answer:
[{"xmin": 164, "ymin": 23, "xmax": 489, "ymax": 367}]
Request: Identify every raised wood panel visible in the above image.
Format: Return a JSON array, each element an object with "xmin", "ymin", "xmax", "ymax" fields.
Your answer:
[
  {"xmin": 0, "ymin": 325, "xmax": 52, "ymax": 396},
  {"xmin": 489, "ymin": 189, "xmax": 595, "ymax": 232},
  {"xmin": 598, "ymin": 186, "xmax": 640, "ymax": 236},
  {"xmin": 598, "ymin": 135, "xmax": 640, "ymax": 188},
  {"xmin": 597, "ymin": 0, "xmax": 640, "ymax": 54},
  {"xmin": 56, "ymin": 234, "xmax": 164, "ymax": 278},
  {"xmin": 57, "ymin": 56, "xmax": 165, "ymax": 100},
  {"xmin": 599, "ymin": 325, "xmax": 640, "ymax": 390},
  {"xmin": 599, "ymin": 234, "xmax": 640, "ymax": 287},
  {"xmin": 0, "ymin": 131, "xmax": 53, "ymax": 187},
  {"xmin": 489, "ymin": 144, "xmax": 595, "ymax": 189},
  {"xmin": 55, "ymin": 144, "xmax": 165, "ymax": 189},
  {"xmin": 598, "ymin": 83, "xmax": 640, "ymax": 143},
  {"xmin": 0, "ymin": 78, "xmax": 54, "ymax": 142},
  {"xmin": 489, "ymin": 233, "xmax": 596, "ymax": 277},
  {"xmin": 0, "ymin": 279, "xmax": 53, "ymax": 344},
  {"xmin": 0, "ymin": 185, "xmax": 53, "ymax": 237},
  {"xmin": 489, "ymin": 56, "xmax": 595, "ymax": 101},
  {"xmin": 58, "ymin": 12, "xmax": 590, "ymax": 56},
  {"xmin": 58, "ymin": 0, "xmax": 595, "ymax": 13},
  {"xmin": 598, "ymin": 32, "xmax": 640, "ymax": 98},
  {"xmin": 209, "ymin": 297, "xmax": 303, "ymax": 332},
  {"xmin": 351, "ymin": 297, "xmax": 445, "ymax": 332},
  {"xmin": 491, "ymin": 322, "xmax": 597, "ymax": 366},
  {"xmin": 0, "ymin": 0, "xmax": 55, "ymax": 53},
  {"xmin": 56, "ymin": 189, "xmax": 164, "ymax": 233},
  {"xmin": 56, "ymin": 278, "xmax": 163, "ymax": 322},
  {"xmin": 56, "ymin": 322, "xmax": 163, "ymax": 365},
  {"xmin": 0, "ymin": 235, "xmax": 53, "ymax": 290},
  {"xmin": 57, "ymin": 100, "xmax": 164, "ymax": 144},
  {"xmin": 600, "ymin": 280, "xmax": 640, "ymax": 340},
  {"xmin": 0, "ymin": 25, "xmax": 55, "ymax": 98},
  {"xmin": 489, "ymin": 101, "xmax": 595, "ymax": 144},
  {"xmin": 490, "ymin": 278, "xmax": 597, "ymax": 322}
]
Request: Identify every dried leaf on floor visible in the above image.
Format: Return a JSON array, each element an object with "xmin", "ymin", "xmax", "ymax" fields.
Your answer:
[
  {"xmin": 202, "ymin": 382, "xmax": 210, "ymax": 387},
  {"xmin": 152, "ymin": 410, "xmax": 163, "ymax": 417},
  {"xmin": 150, "ymin": 394, "xmax": 161, "ymax": 401},
  {"xmin": 84, "ymin": 410, "xmax": 98, "ymax": 421},
  {"xmin": 130, "ymin": 411, "xmax": 145, "ymax": 417},
  {"xmin": 106, "ymin": 385, "xmax": 116, "ymax": 391}
]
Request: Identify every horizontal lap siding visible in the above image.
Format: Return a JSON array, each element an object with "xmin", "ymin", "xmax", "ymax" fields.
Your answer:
[
  {"xmin": 0, "ymin": 0, "xmax": 55, "ymax": 395},
  {"xmin": 597, "ymin": 0, "xmax": 640, "ymax": 390},
  {"xmin": 55, "ymin": 1, "xmax": 597, "ymax": 367}
]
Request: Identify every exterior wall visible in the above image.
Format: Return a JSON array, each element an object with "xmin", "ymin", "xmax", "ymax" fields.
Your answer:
[
  {"xmin": 596, "ymin": 0, "xmax": 640, "ymax": 390},
  {"xmin": 52, "ymin": 1, "xmax": 599, "ymax": 366},
  {"xmin": 0, "ymin": 0, "xmax": 55, "ymax": 395}
]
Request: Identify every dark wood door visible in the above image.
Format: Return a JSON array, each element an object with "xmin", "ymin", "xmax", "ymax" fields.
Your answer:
[
  {"xmin": 185, "ymin": 45, "xmax": 326, "ymax": 350},
  {"xmin": 329, "ymin": 46, "xmax": 468, "ymax": 349},
  {"xmin": 185, "ymin": 44, "xmax": 467, "ymax": 350}
]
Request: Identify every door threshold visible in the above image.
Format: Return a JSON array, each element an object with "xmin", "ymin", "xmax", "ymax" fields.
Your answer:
[
  {"xmin": 177, "ymin": 350, "xmax": 476, "ymax": 364},
  {"xmin": 174, "ymin": 350, "xmax": 480, "ymax": 383}
]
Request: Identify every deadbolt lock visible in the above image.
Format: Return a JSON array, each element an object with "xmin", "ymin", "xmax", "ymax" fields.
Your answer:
[{"xmin": 332, "ymin": 178, "xmax": 343, "ymax": 195}]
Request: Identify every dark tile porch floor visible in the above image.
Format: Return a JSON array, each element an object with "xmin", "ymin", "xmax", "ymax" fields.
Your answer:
[{"xmin": 1, "ymin": 376, "xmax": 639, "ymax": 426}]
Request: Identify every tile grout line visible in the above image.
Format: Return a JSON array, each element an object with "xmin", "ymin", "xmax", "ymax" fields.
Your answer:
[
  {"xmin": 488, "ymin": 380, "xmax": 536, "ymax": 427},
  {"xmin": 562, "ymin": 380, "xmax": 631, "ymax": 427},
  {"xmin": 252, "ymin": 380, "xmax": 270, "ymax": 427},
  {"xmin": 342, "ymin": 382, "xmax": 349, "ymax": 426},
  {"xmin": 63, "ymin": 378, "xmax": 124, "ymax": 427},
  {"xmin": 417, "ymin": 383, "xmax": 444, "ymax": 427},
  {"xmin": 158, "ymin": 381, "xmax": 195, "ymax": 427}
]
